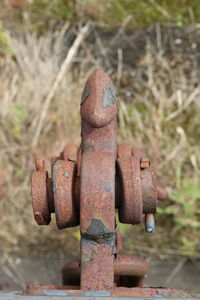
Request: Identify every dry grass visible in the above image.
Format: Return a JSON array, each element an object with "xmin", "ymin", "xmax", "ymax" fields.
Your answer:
[{"xmin": 0, "ymin": 22, "xmax": 200, "ymax": 259}]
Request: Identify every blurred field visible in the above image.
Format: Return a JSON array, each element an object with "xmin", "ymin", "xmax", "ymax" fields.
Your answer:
[{"xmin": 0, "ymin": 1, "xmax": 200, "ymax": 262}]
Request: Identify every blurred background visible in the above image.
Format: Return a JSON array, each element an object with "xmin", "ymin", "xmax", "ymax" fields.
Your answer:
[{"xmin": 0, "ymin": 0, "xmax": 200, "ymax": 293}]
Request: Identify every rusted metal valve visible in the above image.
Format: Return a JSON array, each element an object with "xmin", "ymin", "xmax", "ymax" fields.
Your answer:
[{"xmin": 31, "ymin": 70, "xmax": 168, "ymax": 291}]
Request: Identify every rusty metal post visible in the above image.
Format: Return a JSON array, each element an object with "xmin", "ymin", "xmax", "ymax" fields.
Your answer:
[
  {"xmin": 80, "ymin": 70, "xmax": 117, "ymax": 290},
  {"xmin": 31, "ymin": 70, "xmax": 176, "ymax": 296}
]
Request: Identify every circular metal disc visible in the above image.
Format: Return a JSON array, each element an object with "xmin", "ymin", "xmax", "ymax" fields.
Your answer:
[
  {"xmin": 141, "ymin": 167, "xmax": 157, "ymax": 213},
  {"xmin": 52, "ymin": 160, "xmax": 79, "ymax": 229},
  {"xmin": 117, "ymin": 153, "xmax": 143, "ymax": 224},
  {"xmin": 31, "ymin": 170, "xmax": 51, "ymax": 225}
]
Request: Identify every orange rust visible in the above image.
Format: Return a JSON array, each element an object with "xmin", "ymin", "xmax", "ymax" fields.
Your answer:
[
  {"xmin": 140, "ymin": 157, "xmax": 150, "ymax": 169},
  {"xmin": 53, "ymin": 160, "xmax": 79, "ymax": 229}
]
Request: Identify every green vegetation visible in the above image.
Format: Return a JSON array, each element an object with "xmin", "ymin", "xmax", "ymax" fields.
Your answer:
[
  {"xmin": 11, "ymin": 104, "xmax": 28, "ymax": 137},
  {"xmin": 104, "ymin": 0, "xmax": 200, "ymax": 27},
  {"xmin": 0, "ymin": 21, "xmax": 11, "ymax": 55},
  {"xmin": 1, "ymin": 0, "xmax": 200, "ymax": 31}
]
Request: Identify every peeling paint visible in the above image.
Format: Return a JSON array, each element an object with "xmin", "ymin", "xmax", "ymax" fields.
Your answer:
[
  {"xmin": 85, "ymin": 290, "xmax": 110, "ymax": 296},
  {"xmin": 102, "ymin": 180, "xmax": 112, "ymax": 192},
  {"xmin": 82, "ymin": 219, "xmax": 115, "ymax": 244},
  {"xmin": 103, "ymin": 82, "xmax": 117, "ymax": 107},
  {"xmin": 44, "ymin": 289, "xmax": 68, "ymax": 296},
  {"xmin": 81, "ymin": 85, "xmax": 90, "ymax": 104},
  {"xmin": 63, "ymin": 172, "xmax": 70, "ymax": 177}
]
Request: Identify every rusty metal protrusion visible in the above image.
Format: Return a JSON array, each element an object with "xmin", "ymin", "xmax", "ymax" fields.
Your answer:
[
  {"xmin": 52, "ymin": 159, "xmax": 79, "ymax": 229},
  {"xmin": 62, "ymin": 144, "xmax": 78, "ymax": 162},
  {"xmin": 117, "ymin": 146, "xmax": 157, "ymax": 225},
  {"xmin": 80, "ymin": 70, "xmax": 117, "ymax": 129},
  {"xmin": 157, "ymin": 185, "xmax": 169, "ymax": 201},
  {"xmin": 31, "ymin": 70, "xmax": 172, "ymax": 293},
  {"xmin": 62, "ymin": 255, "xmax": 148, "ymax": 288},
  {"xmin": 145, "ymin": 213, "xmax": 155, "ymax": 233},
  {"xmin": 35, "ymin": 157, "xmax": 45, "ymax": 171},
  {"xmin": 140, "ymin": 157, "xmax": 150, "ymax": 169},
  {"xmin": 31, "ymin": 158, "xmax": 51, "ymax": 225}
]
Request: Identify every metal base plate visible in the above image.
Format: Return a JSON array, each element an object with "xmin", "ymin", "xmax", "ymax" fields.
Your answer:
[
  {"xmin": 2, "ymin": 285, "xmax": 194, "ymax": 299},
  {"xmin": 0, "ymin": 291, "xmax": 198, "ymax": 300}
]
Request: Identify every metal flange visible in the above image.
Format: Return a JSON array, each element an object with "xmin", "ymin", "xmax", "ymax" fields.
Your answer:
[{"xmin": 52, "ymin": 160, "xmax": 79, "ymax": 229}]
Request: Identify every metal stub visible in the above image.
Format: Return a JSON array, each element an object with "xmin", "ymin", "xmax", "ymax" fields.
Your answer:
[
  {"xmin": 145, "ymin": 213, "xmax": 155, "ymax": 233},
  {"xmin": 31, "ymin": 170, "xmax": 51, "ymax": 225},
  {"xmin": 35, "ymin": 157, "xmax": 45, "ymax": 171},
  {"xmin": 52, "ymin": 160, "xmax": 79, "ymax": 229},
  {"xmin": 157, "ymin": 185, "xmax": 168, "ymax": 201},
  {"xmin": 140, "ymin": 157, "xmax": 150, "ymax": 169},
  {"xmin": 80, "ymin": 70, "xmax": 118, "ymax": 128},
  {"xmin": 63, "ymin": 144, "xmax": 78, "ymax": 162},
  {"xmin": 114, "ymin": 255, "xmax": 148, "ymax": 280},
  {"xmin": 117, "ymin": 149, "xmax": 143, "ymax": 225}
]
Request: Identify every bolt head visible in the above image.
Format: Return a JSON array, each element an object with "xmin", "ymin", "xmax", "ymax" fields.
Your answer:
[{"xmin": 140, "ymin": 157, "xmax": 150, "ymax": 169}]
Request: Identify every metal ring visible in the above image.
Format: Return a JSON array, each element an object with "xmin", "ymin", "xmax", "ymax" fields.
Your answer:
[
  {"xmin": 117, "ymin": 146, "xmax": 143, "ymax": 224},
  {"xmin": 141, "ymin": 167, "xmax": 157, "ymax": 213},
  {"xmin": 52, "ymin": 160, "xmax": 79, "ymax": 229},
  {"xmin": 31, "ymin": 170, "xmax": 51, "ymax": 225}
]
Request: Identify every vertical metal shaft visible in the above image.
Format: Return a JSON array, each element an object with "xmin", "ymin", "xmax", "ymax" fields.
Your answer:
[{"xmin": 80, "ymin": 70, "xmax": 117, "ymax": 290}]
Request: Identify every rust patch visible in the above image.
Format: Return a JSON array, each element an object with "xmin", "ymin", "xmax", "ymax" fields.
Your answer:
[
  {"xmin": 103, "ymin": 82, "xmax": 117, "ymax": 107},
  {"xmin": 83, "ymin": 218, "xmax": 114, "ymax": 244}
]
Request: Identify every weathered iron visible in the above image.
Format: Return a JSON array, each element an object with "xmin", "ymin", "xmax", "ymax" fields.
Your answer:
[
  {"xmin": 22, "ymin": 285, "xmax": 190, "ymax": 298},
  {"xmin": 31, "ymin": 70, "xmax": 187, "ymax": 297}
]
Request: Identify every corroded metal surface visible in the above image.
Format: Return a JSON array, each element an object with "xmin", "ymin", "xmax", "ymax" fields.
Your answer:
[
  {"xmin": 31, "ymin": 70, "xmax": 175, "ymax": 296},
  {"xmin": 22, "ymin": 285, "xmax": 190, "ymax": 298},
  {"xmin": 117, "ymin": 154, "xmax": 143, "ymax": 224},
  {"xmin": 80, "ymin": 70, "xmax": 117, "ymax": 290},
  {"xmin": 52, "ymin": 160, "xmax": 78, "ymax": 229},
  {"xmin": 62, "ymin": 144, "xmax": 78, "ymax": 162},
  {"xmin": 31, "ymin": 167, "xmax": 51, "ymax": 225},
  {"xmin": 117, "ymin": 146, "xmax": 157, "ymax": 225},
  {"xmin": 62, "ymin": 255, "xmax": 147, "ymax": 288}
]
